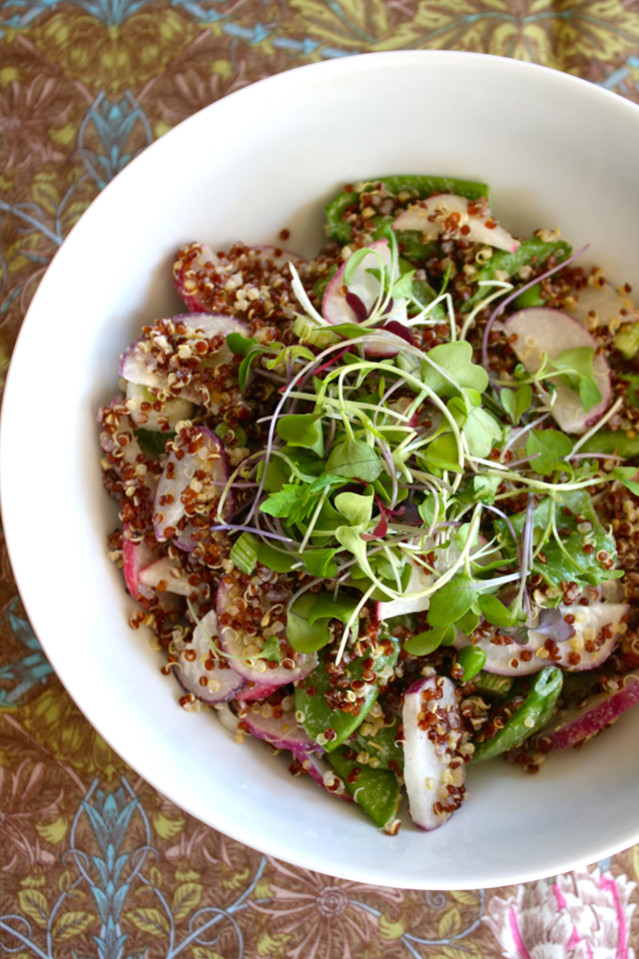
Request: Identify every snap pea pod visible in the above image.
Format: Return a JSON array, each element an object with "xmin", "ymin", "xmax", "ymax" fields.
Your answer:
[
  {"xmin": 350, "ymin": 714, "xmax": 403, "ymax": 771},
  {"xmin": 327, "ymin": 746, "xmax": 401, "ymax": 830},
  {"xmin": 580, "ymin": 428, "xmax": 639, "ymax": 459},
  {"xmin": 294, "ymin": 637, "xmax": 399, "ymax": 751},
  {"xmin": 614, "ymin": 322, "xmax": 639, "ymax": 359},
  {"xmin": 472, "ymin": 665, "xmax": 563, "ymax": 763},
  {"xmin": 462, "ymin": 237, "xmax": 572, "ymax": 312},
  {"xmin": 325, "ymin": 174, "xmax": 491, "ymax": 245}
]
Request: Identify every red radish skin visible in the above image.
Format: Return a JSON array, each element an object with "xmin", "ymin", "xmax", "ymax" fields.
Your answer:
[
  {"xmin": 216, "ymin": 574, "xmax": 318, "ymax": 685},
  {"xmin": 175, "ymin": 610, "xmax": 245, "ymax": 704},
  {"xmin": 153, "ymin": 425, "xmax": 233, "ymax": 543},
  {"xmin": 402, "ymin": 675, "xmax": 469, "ymax": 830},
  {"xmin": 322, "ymin": 240, "xmax": 407, "ymax": 328},
  {"xmin": 502, "ymin": 307, "xmax": 612, "ymax": 433},
  {"xmin": 393, "ymin": 193, "xmax": 519, "ymax": 253},
  {"xmin": 235, "ymin": 679, "xmax": 285, "ymax": 702},
  {"xmin": 534, "ymin": 676, "xmax": 639, "ymax": 752}
]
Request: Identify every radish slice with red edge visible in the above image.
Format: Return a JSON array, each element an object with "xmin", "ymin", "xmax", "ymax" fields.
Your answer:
[
  {"xmin": 175, "ymin": 610, "xmax": 245, "ymax": 704},
  {"xmin": 322, "ymin": 239, "xmax": 407, "ymax": 328},
  {"xmin": 567, "ymin": 281, "xmax": 639, "ymax": 330},
  {"xmin": 119, "ymin": 313, "xmax": 249, "ymax": 402},
  {"xmin": 216, "ymin": 573, "xmax": 318, "ymax": 685},
  {"xmin": 402, "ymin": 674, "xmax": 469, "ymax": 830},
  {"xmin": 393, "ymin": 193, "xmax": 519, "ymax": 253},
  {"xmin": 153, "ymin": 425, "xmax": 233, "ymax": 542},
  {"xmin": 138, "ymin": 556, "xmax": 197, "ymax": 596},
  {"xmin": 173, "ymin": 241, "xmax": 306, "ymax": 315},
  {"xmin": 502, "ymin": 307, "xmax": 612, "ymax": 433},
  {"xmin": 238, "ymin": 699, "xmax": 352, "ymax": 800},
  {"xmin": 122, "ymin": 528, "xmax": 158, "ymax": 603},
  {"xmin": 533, "ymin": 675, "xmax": 639, "ymax": 752},
  {"xmin": 235, "ymin": 679, "xmax": 285, "ymax": 702},
  {"xmin": 455, "ymin": 601, "xmax": 628, "ymax": 677}
]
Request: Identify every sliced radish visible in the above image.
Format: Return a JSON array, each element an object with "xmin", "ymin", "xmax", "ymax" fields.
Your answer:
[
  {"xmin": 235, "ymin": 679, "xmax": 285, "ymax": 702},
  {"xmin": 138, "ymin": 556, "xmax": 196, "ymax": 597},
  {"xmin": 122, "ymin": 528, "xmax": 158, "ymax": 603},
  {"xmin": 502, "ymin": 307, "xmax": 612, "ymax": 433},
  {"xmin": 119, "ymin": 312, "xmax": 249, "ymax": 404},
  {"xmin": 174, "ymin": 610, "xmax": 245, "ymax": 704},
  {"xmin": 402, "ymin": 675, "xmax": 468, "ymax": 830},
  {"xmin": 239, "ymin": 699, "xmax": 323, "ymax": 755},
  {"xmin": 216, "ymin": 573, "xmax": 318, "ymax": 685},
  {"xmin": 360, "ymin": 322, "xmax": 415, "ymax": 359},
  {"xmin": 457, "ymin": 601, "xmax": 628, "ymax": 677},
  {"xmin": 535, "ymin": 675, "xmax": 639, "ymax": 752},
  {"xmin": 393, "ymin": 194, "xmax": 519, "ymax": 254},
  {"xmin": 567, "ymin": 281, "xmax": 639, "ymax": 331},
  {"xmin": 125, "ymin": 382, "xmax": 194, "ymax": 431},
  {"xmin": 153, "ymin": 425, "xmax": 233, "ymax": 542},
  {"xmin": 173, "ymin": 241, "xmax": 306, "ymax": 317},
  {"xmin": 322, "ymin": 240, "xmax": 407, "ymax": 327}
]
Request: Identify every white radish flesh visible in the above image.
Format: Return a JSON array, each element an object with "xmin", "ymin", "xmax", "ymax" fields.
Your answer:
[
  {"xmin": 138, "ymin": 556, "xmax": 196, "ymax": 596},
  {"xmin": 393, "ymin": 193, "xmax": 519, "ymax": 253},
  {"xmin": 567, "ymin": 281, "xmax": 639, "ymax": 331},
  {"xmin": 119, "ymin": 312, "xmax": 249, "ymax": 403},
  {"xmin": 457, "ymin": 601, "xmax": 628, "ymax": 677},
  {"xmin": 322, "ymin": 240, "xmax": 407, "ymax": 327},
  {"xmin": 125, "ymin": 382, "xmax": 194, "ymax": 431},
  {"xmin": 174, "ymin": 610, "xmax": 245, "ymax": 704},
  {"xmin": 153, "ymin": 425, "xmax": 233, "ymax": 542},
  {"xmin": 502, "ymin": 307, "xmax": 612, "ymax": 433},
  {"xmin": 216, "ymin": 574, "xmax": 318, "ymax": 685},
  {"xmin": 402, "ymin": 675, "xmax": 468, "ymax": 830}
]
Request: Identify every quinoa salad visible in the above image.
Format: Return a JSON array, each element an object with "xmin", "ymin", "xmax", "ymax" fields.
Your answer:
[{"xmin": 98, "ymin": 175, "xmax": 639, "ymax": 834}]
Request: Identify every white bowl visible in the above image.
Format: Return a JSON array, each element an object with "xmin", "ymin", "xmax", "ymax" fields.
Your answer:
[{"xmin": 3, "ymin": 51, "xmax": 639, "ymax": 890}]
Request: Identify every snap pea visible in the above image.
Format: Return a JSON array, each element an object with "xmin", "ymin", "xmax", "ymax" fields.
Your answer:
[
  {"xmin": 325, "ymin": 174, "xmax": 491, "ymax": 245},
  {"xmin": 614, "ymin": 321, "xmax": 639, "ymax": 359},
  {"xmin": 350, "ymin": 714, "xmax": 403, "ymax": 771},
  {"xmin": 456, "ymin": 645, "xmax": 487, "ymax": 682},
  {"xmin": 471, "ymin": 669, "xmax": 513, "ymax": 701},
  {"xmin": 579, "ymin": 428, "xmax": 639, "ymax": 459},
  {"xmin": 294, "ymin": 636, "xmax": 399, "ymax": 751},
  {"xmin": 327, "ymin": 746, "xmax": 401, "ymax": 830},
  {"xmin": 472, "ymin": 665, "xmax": 563, "ymax": 763},
  {"xmin": 462, "ymin": 237, "xmax": 572, "ymax": 312}
]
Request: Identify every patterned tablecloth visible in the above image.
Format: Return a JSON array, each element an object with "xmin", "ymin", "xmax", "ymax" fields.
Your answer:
[{"xmin": 2, "ymin": 2, "xmax": 639, "ymax": 957}]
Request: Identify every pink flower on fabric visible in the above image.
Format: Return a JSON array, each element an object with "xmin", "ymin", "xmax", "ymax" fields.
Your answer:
[{"xmin": 483, "ymin": 866, "xmax": 636, "ymax": 959}]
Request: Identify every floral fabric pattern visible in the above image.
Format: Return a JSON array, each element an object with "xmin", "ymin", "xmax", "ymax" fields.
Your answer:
[{"xmin": 2, "ymin": 1, "xmax": 639, "ymax": 956}]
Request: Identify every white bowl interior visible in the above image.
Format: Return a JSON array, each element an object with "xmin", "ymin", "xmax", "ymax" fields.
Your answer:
[{"xmin": 3, "ymin": 51, "xmax": 639, "ymax": 889}]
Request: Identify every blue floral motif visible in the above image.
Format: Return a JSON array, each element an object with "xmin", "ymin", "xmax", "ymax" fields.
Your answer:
[{"xmin": 0, "ymin": 598, "xmax": 54, "ymax": 704}]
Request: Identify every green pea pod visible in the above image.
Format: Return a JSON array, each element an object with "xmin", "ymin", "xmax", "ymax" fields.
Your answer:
[
  {"xmin": 579, "ymin": 428, "xmax": 639, "ymax": 459},
  {"xmin": 327, "ymin": 746, "xmax": 401, "ymax": 830},
  {"xmin": 350, "ymin": 715, "xmax": 404, "ymax": 771},
  {"xmin": 462, "ymin": 237, "xmax": 572, "ymax": 312},
  {"xmin": 472, "ymin": 665, "xmax": 563, "ymax": 763},
  {"xmin": 325, "ymin": 175, "xmax": 491, "ymax": 244},
  {"xmin": 294, "ymin": 637, "xmax": 399, "ymax": 751}
]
